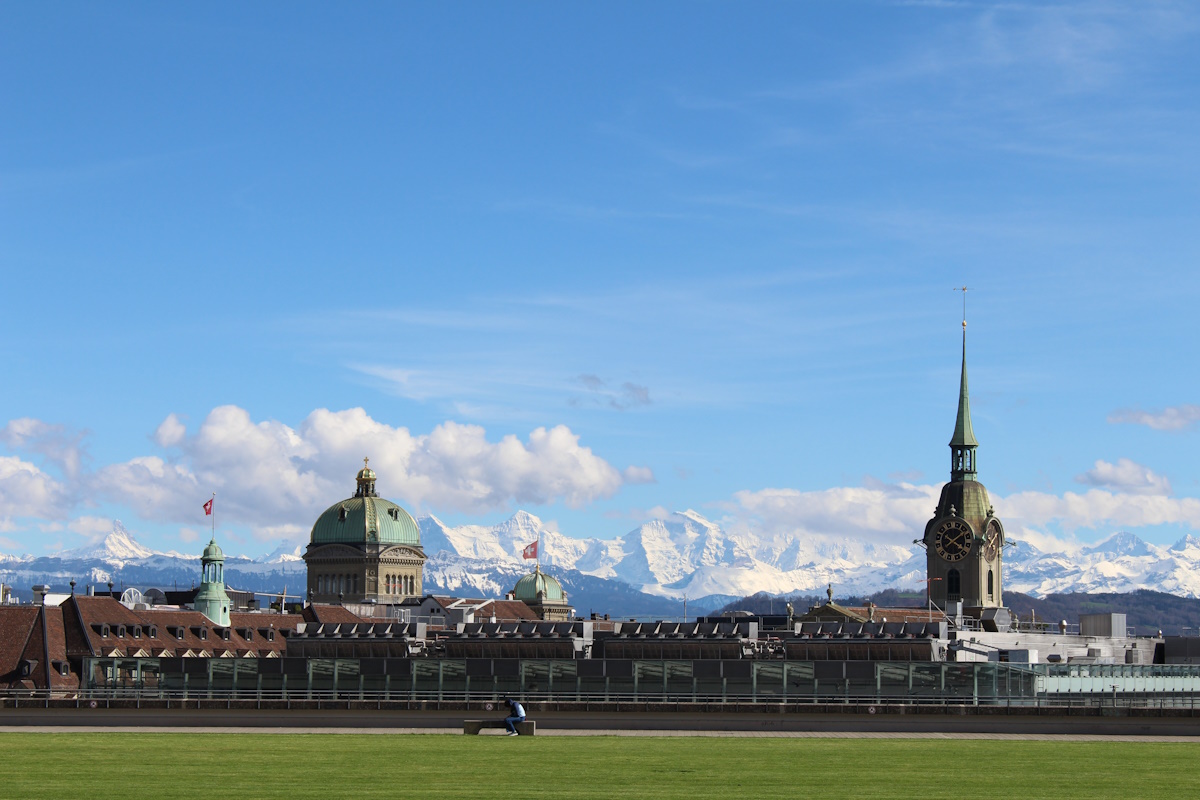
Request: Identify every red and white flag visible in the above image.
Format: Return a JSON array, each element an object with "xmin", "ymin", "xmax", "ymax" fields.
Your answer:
[
  {"xmin": 522, "ymin": 540, "xmax": 538, "ymax": 559},
  {"xmin": 203, "ymin": 498, "xmax": 213, "ymax": 516}
]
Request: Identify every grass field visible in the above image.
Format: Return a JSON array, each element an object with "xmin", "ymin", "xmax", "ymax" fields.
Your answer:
[{"xmin": 1, "ymin": 733, "xmax": 1198, "ymax": 799}]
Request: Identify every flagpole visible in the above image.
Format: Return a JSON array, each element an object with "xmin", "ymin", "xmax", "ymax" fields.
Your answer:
[{"xmin": 211, "ymin": 492, "xmax": 216, "ymax": 540}]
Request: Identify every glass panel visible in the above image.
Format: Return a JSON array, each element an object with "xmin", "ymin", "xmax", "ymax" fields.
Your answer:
[
  {"xmin": 310, "ymin": 659, "xmax": 335, "ymax": 694},
  {"xmin": 665, "ymin": 661, "xmax": 693, "ymax": 698},
  {"xmin": 413, "ymin": 659, "xmax": 440, "ymax": 697},
  {"xmin": 754, "ymin": 662, "xmax": 784, "ymax": 700},
  {"xmin": 635, "ymin": 661, "xmax": 664, "ymax": 699},
  {"xmin": 522, "ymin": 661, "xmax": 551, "ymax": 696}
]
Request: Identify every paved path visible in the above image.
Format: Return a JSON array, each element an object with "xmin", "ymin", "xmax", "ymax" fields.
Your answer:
[{"xmin": 4, "ymin": 726, "xmax": 1200, "ymax": 741}]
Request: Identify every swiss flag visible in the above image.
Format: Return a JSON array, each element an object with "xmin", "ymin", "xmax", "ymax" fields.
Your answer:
[
  {"xmin": 203, "ymin": 498, "xmax": 213, "ymax": 516},
  {"xmin": 522, "ymin": 540, "xmax": 538, "ymax": 559}
]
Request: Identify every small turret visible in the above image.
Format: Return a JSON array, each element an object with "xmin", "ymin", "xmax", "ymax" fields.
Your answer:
[{"xmin": 194, "ymin": 537, "xmax": 231, "ymax": 626}]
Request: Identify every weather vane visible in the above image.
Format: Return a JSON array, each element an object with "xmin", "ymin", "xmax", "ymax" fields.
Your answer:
[{"xmin": 954, "ymin": 285, "xmax": 969, "ymax": 330}]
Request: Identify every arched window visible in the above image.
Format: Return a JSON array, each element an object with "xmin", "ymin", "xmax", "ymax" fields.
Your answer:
[
  {"xmin": 987, "ymin": 569, "xmax": 994, "ymax": 597},
  {"xmin": 947, "ymin": 569, "xmax": 961, "ymax": 601}
]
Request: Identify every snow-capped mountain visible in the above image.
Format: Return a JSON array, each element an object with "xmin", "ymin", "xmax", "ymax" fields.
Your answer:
[
  {"xmin": 7, "ymin": 512, "xmax": 1200, "ymax": 607},
  {"xmin": 419, "ymin": 510, "xmax": 919, "ymax": 600},
  {"xmin": 58, "ymin": 521, "xmax": 155, "ymax": 565}
]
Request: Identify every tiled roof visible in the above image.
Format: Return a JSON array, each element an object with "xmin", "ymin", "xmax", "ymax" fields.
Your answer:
[
  {"xmin": 302, "ymin": 604, "xmax": 367, "ymax": 624},
  {"xmin": 60, "ymin": 596, "xmax": 303, "ymax": 659},
  {"xmin": 42, "ymin": 605, "xmax": 79, "ymax": 691},
  {"xmin": 0, "ymin": 606, "xmax": 40, "ymax": 687},
  {"xmin": 477, "ymin": 599, "xmax": 538, "ymax": 621}
]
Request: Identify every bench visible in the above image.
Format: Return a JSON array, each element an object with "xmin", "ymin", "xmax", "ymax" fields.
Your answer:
[{"xmin": 463, "ymin": 719, "xmax": 536, "ymax": 735}]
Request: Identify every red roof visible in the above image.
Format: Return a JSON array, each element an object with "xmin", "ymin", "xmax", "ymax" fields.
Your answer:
[
  {"xmin": 0, "ymin": 606, "xmax": 40, "ymax": 688},
  {"xmin": 302, "ymin": 604, "xmax": 368, "ymax": 624},
  {"xmin": 61, "ymin": 596, "xmax": 302, "ymax": 659}
]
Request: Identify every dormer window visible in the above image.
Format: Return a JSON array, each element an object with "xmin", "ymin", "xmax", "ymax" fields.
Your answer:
[
  {"xmin": 147, "ymin": 626, "xmax": 158, "ymax": 639},
  {"xmin": 388, "ymin": 507, "xmax": 399, "ymax": 520},
  {"xmin": 220, "ymin": 628, "xmax": 232, "ymax": 641},
  {"xmin": 338, "ymin": 506, "xmax": 348, "ymax": 522},
  {"xmin": 116, "ymin": 625, "xmax": 126, "ymax": 638},
  {"xmin": 132, "ymin": 626, "xmax": 141, "ymax": 639}
]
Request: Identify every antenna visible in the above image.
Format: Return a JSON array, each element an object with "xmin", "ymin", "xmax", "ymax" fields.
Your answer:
[{"xmin": 954, "ymin": 285, "xmax": 969, "ymax": 330}]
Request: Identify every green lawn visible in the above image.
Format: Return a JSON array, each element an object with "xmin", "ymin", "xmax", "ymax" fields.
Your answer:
[{"xmin": 1, "ymin": 733, "xmax": 1197, "ymax": 799}]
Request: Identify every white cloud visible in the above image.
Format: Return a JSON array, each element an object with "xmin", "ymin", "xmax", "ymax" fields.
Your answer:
[
  {"xmin": 1108, "ymin": 404, "xmax": 1200, "ymax": 432},
  {"xmin": 66, "ymin": 515, "xmax": 119, "ymax": 543},
  {"xmin": 0, "ymin": 418, "xmax": 87, "ymax": 478},
  {"xmin": 728, "ymin": 473, "xmax": 1200, "ymax": 550},
  {"xmin": 154, "ymin": 413, "xmax": 187, "ymax": 447},
  {"xmin": 1005, "ymin": 526, "xmax": 1081, "ymax": 557},
  {"xmin": 93, "ymin": 406, "xmax": 635, "ymax": 535},
  {"xmin": 179, "ymin": 527, "xmax": 200, "ymax": 543},
  {"xmin": 622, "ymin": 465, "xmax": 656, "ymax": 484},
  {"xmin": 995, "ymin": 489, "xmax": 1200, "ymax": 533},
  {"xmin": 730, "ymin": 482, "xmax": 940, "ymax": 543},
  {"xmin": 0, "ymin": 455, "xmax": 69, "ymax": 523},
  {"xmin": 1076, "ymin": 458, "xmax": 1171, "ymax": 495}
]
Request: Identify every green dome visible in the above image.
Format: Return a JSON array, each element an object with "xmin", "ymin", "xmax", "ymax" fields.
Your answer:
[
  {"xmin": 202, "ymin": 538, "xmax": 225, "ymax": 562},
  {"xmin": 513, "ymin": 566, "xmax": 565, "ymax": 603},
  {"xmin": 311, "ymin": 496, "xmax": 420, "ymax": 546},
  {"xmin": 310, "ymin": 462, "xmax": 421, "ymax": 546}
]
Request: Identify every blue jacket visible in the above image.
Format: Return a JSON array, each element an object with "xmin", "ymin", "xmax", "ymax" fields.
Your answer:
[{"xmin": 509, "ymin": 701, "xmax": 526, "ymax": 718}]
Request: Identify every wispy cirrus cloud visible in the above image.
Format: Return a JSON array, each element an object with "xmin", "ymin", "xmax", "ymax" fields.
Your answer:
[
  {"xmin": 572, "ymin": 374, "xmax": 652, "ymax": 411},
  {"xmin": 1108, "ymin": 404, "xmax": 1200, "ymax": 432}
]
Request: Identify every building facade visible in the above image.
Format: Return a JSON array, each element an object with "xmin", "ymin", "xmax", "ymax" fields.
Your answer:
[{"xmin": 304, "ymin": 461, "xmax": 426, "ymax": 605}]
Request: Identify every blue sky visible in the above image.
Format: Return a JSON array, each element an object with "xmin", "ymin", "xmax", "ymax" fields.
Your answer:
[{"xmin": 2, "ymin": 2, "xmax": 1199, "ymax": 557}]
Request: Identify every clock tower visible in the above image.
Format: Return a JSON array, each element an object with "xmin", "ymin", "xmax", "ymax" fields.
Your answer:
[{"xmin": 922, "ymin": 321, "xmax": 1004, "ymax": 610}]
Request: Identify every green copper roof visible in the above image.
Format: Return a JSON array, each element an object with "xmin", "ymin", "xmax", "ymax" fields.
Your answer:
[
  {"xmin": 513, "ymin": 565, "xmax": 565, "ymax": 603},
  {"xmin": 935, "ymin": 480, "xmax": 992, "ymax": 525},
  {"xmin": 310, "ymin": 496, "xmax": 421, "ymax": 546},
  {"xmin": 310, "ymin": 465, "xmax": 421, "ymax": 547},
  {"xmin": 202, "ymin": 538, "xmax": 225, "ymax": 562},
  {"xmin": 949, "ymin": 330, "xmax": 978, "ymax": 448}
]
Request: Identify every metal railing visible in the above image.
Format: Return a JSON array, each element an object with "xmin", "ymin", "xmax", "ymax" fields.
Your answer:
[{"xmin": 7, "ymin": 687, "xmax": 1200, "ymax": 711}]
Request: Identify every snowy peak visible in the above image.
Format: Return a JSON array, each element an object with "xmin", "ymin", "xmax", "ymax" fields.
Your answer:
[
  {"xmin": 1080, "ymin": 531, "xmax": 1156, "ymax": 559},
  {"xmin": 261, "ymin": 542, "xmax": 304, "ymax": 563},
  {"xmin": 60, "ymin": 520, "xmax": 155, "ymax": 563}
]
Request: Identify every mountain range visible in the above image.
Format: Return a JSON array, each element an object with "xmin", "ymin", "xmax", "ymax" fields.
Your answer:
[{"xmin": 4, "ymin": 510, "xmax": 1200, "ymax": 616}]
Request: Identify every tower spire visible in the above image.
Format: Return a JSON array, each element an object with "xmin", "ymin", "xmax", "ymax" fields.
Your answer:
[{"xmin": 950, "ymin": 288, "xmax": 978, "ymax": 481}]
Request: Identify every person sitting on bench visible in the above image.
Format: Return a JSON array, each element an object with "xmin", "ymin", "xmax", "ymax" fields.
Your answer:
[{"xmin": 503, "ymin": 698, "xmax": 526, "ymax": 736}]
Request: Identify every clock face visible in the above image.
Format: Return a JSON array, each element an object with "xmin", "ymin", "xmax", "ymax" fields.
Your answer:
[
  {"xmin": 934, "ymin": 519, "xmax": 973, "ymax": 562},
  {"xmin": 983, "ymin": 520, "xmax": 1001, "ymax": 562}
]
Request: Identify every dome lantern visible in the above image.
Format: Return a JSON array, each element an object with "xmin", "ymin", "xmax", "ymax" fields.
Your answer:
[{"xmin": 355, "ymin": 457, "xmax": 378, "ymax": 498}]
